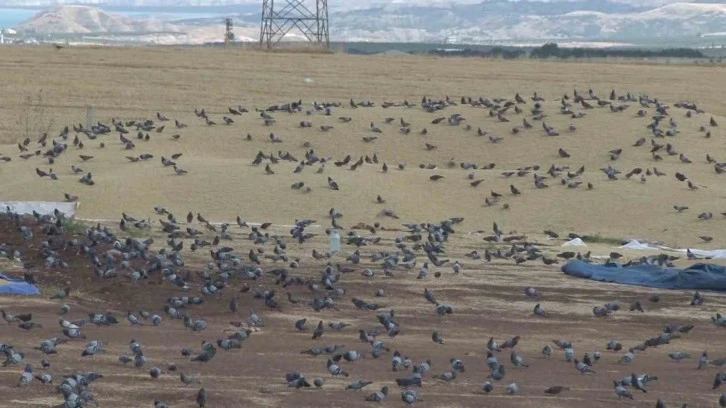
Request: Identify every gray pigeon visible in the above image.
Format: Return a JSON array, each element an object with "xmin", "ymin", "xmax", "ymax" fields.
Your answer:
[
  {"xmin": 450, "ymin": 358, "xmax": 466, "ymax": 372},
  {"xmin": 149, "ymin": 367, "xmax": 162, "ymax": 379},
  {"xmin": 490, "ymin": 365, "xmax": 505, "ymax": 381},
  {"xmin": 192, "ymin": 342, "xmax": 216, "ymax": 363},
  {"xmin": 326, "ymin": 358, "xmax": 349, "ymax": 377},
  {"xmin": 615, "ymin": 381, "xmax": 634, "ymax": 399},
  {"xmin": 619, "ymin": 349, "xmax": 635, "ymax": 364},
  {"xmin": 607, "ymin": 340, "xmax": 623, "ymax": 352},
  {"xmin": 396, "ymin": 373, "xmax": 422, "ymax": 387},
  {"xmin": 127, "ymin": 312, "xmax": 143, "ymax": 326},
  {"xmin": 81, "ymin": 340, "xmax": 103, "ymax": 357},
  {"xmin": 34, "ymin": 372, "xmax": 52, "ymax": 384},
  {"xmin": 134, "ymin": 351, "xmax": 146, "ymax": 368},
  {"xmin": 510, "ymin": 351, "xmax": 529, "ymax": 367},
  {"xmin": 668, "ymin": 351, "xmax": 691, "ymax": 362},
  {"xmin": 346, "ymin": 379, "xmax": 372, "ymax": 390},
  {"xmin": 435, "ymin": 371, "xmax": 457, "ymax": 381},
  {"xmin": 401, "ymin": 390, "xmax": 419, "ymax": 404},
  {"xmin": 487, "ymin": 352, "xmax": 500, "ymax": 371},
  {"xmin": 631, "ymin": 373, "xmax": 648, "ymax": 392},
  {"xmin": 365, "ymin": 386, "xmax": 388, "ymax": 402},
  {"xmin": 295, "ymin": 318, "xmax": 308, "ymax": 331},
  {"xmin": 574, "ymin": 358, "xmax": 595, "ymax": 374},
  {"xmin": 180, "ymin": 372, "xmax": 201, "ymax": 385},
  {"xmin": 313, "ymin": 320, "xmax": 324, "ymax": 339},
  {"xmin": 18, "ymin": 363, "xmax": 32, "ymax": 386},
  {"xmin": 196, "ymin": 387, "xmax": 206, "ymax": 407},
  {"xmin": 698, "ymin": 351, "xmax": 709, "ymax": 369}
]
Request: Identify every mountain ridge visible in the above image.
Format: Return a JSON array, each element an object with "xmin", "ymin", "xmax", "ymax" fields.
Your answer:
[{"xmin": 10, "ymin": 2, "xmax": 726, "ymax": 44}]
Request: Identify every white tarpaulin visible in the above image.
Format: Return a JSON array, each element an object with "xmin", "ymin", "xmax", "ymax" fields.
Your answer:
[
  {"xmin": 562, "ymin": 238, "xmax": 587, "ymax": 247},
  {"xmin": 620, "ymin": 239, "xmax": 660, "ymax": 250},
  {"xmin": 675, "ymin": 248, "xmax": 726, "ymax": 259},
  {"xmin": 619, "ymin": 239, "xmax": 726, "ymax": 259},
  {"xmin": 0, "ymin": 201, "xmax": 79, "ymax": 217}
]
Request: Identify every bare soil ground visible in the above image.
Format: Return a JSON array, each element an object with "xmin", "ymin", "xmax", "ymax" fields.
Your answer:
[
  {"xmin": 0, "ymin": 46, "xmax": 725, "ymax": 408},
  {"xmin": 0, "ymin": 215, "xmax": 726, "ymax": 408}
]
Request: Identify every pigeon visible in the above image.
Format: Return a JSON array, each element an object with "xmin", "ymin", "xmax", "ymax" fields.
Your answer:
[
  {"xmin": 401, "ymin": 390, "xmax": 419, "ymax": 404},
  {"xmin": 295, "ymin": 318, "xmax": 308, "ymax": 331},
  {"xmin": 313, "ymin": 320, "xmax": 324, "ymax": 339},
  {"xmin": 607, "ymin": 340, "xmax": 623, "ymax": 352},
  {"xmin": 668, "ymin": 351, "xmax": 691, "ymax": 362},
  {"xmin": 18, "ymin": 364, "xmax": 33, "ymax": 386},
  {"xmin": 510, "ymin": 351, "xmax": 529, "ymax": 367},
  {"xmin": 698, "ymin": 351, "xmax": 709, "ymax": 369},
  {"xmin": 196, "ymin": 388, "xmax": 206, "ymax": 407},
  {"xmin": 346, "ymin": 379, "xmax": 372, "ymax": 390},
  {"xmin": 615, "ymin": 382, "xmax": 634, "ymax": 399},
  {"xmin": 365, "ymin": 386, "xmax": 389, "ymax": 402},
  {"xmin": 574, "ymin": 358, "xmax": 595, "ymax": 374},
  {"xmin": 327, "ymin": 358, "xmax": 349, "ymax": 377},
  {"xmin": 180, "ymin": 372, "xmax": 201, "ymax": 385},
  {"xmin": 631, "ymin": 373, "xmax": 648, "ymax": 392},
  {"xmin": 544, "ymin": 386, "xmax": 569, "ymax": 395},
  {"xmin": 435, "ymin": 371, "xmax": 457, "ymax": 381}
]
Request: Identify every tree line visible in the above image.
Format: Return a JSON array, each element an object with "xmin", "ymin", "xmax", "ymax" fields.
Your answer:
[{"xmin": 427, "ymin": 42, "xmax": 706, "ymax": 59}]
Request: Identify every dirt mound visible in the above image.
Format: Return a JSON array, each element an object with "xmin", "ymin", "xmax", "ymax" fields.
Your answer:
[{"xmin": 0, "ymin": 213, "xmax": 165, "ymax": 304}]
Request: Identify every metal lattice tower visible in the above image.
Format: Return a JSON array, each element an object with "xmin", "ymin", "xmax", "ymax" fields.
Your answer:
[
  {"xmin": 224, "ymin": 17, "xmax": 234, "ymax": 48},
  {"xmin": 259, "ymin": 0, "xmax": 329, "ymax": 49}
]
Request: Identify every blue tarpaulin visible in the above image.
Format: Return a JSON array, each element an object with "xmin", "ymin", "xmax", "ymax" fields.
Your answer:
[
  {"xmin": 0, "ymin": 272, "xmax": 40, "ymax": 295},
  {"xmin": 562, "ymin": 260, "xmax": 726, "ymax": 291}
]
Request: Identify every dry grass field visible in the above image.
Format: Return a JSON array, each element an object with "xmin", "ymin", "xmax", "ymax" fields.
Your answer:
[
  {"xmin": 0, "ymin": 46, "xmax": 724, "ymax": 245},
  {"xmin": 0, "ymin": 45, "xmax": 726, "ymax": 408}
]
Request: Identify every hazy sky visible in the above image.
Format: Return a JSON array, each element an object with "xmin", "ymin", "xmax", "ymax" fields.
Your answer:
[
  {"xmin": 338, "ymin": 0, "xmax": 695, "ymax": 6},
  {"xmin": 376, "ymin": 0, "xmax": 696, "ymax": 4}
]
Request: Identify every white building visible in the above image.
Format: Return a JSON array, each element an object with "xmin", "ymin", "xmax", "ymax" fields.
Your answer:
[{"xmin": 443, "ymin": 35, "xmax": 458, "ymax": 45}]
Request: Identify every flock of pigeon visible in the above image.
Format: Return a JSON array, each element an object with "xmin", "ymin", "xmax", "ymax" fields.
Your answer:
[{"xmin": 0, "ymin": 88, "xmax": 725, "ymax": 407}]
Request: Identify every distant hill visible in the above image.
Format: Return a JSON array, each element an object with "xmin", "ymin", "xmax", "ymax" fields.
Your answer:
[
  {"xmin": 8, "ymin": 1, "xmax": 726, "ymax": 44},
  {"xmin": 14, "ymin": 5, "xmax": 180, "ymax": 34},
  {"xmin": 323, "ymin": 1, "xmax": 726, "ymax": 43}
]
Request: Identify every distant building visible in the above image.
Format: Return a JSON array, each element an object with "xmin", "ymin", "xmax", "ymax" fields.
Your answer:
[
  {"xmin": 1, "ymin": 28, "xmax": 19, "ymax": 44},
  {"xmin": 434, "ymin": 48, "xmax": 466, "ymax": 53},
  {"xmin": 443, "ymin": 35, "xmax": 458, "ymax": 45}
]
